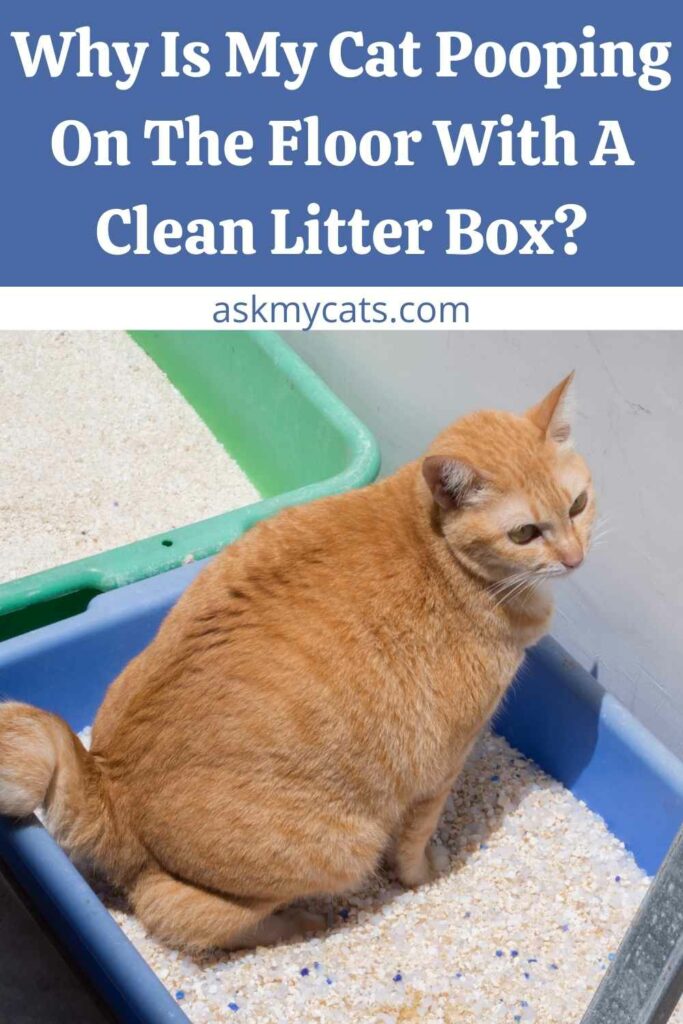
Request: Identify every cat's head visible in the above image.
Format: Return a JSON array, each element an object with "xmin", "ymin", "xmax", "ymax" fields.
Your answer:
[{"xmin": 422, "ymin": 374, "xmax": 595, "ymax": 586}]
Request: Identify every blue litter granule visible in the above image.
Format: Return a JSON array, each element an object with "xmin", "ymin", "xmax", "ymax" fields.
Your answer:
[
  {"xmin": 510, "ymin": 950, "xmax": 519, "ymax": 958},
  {"xmin": 615, "ymin": 875, "xmax": 621, "ymax": 883},
  {"xmin": 523, "ymin": 972, "xmax": 531, "ymax": 980},
  {"xmin": 514, "ymin": 1016, "xmax": 522, "ymax": 1022},
  {"xmin": 520, "ymin": 1001, "xmax": 529, "ymax": 1008},
  {"xmin": 549, "ymin": 963, "xmax": 559, "ymax": 971},
  {"xmin": 608, "ymin": 953, "xmax": 616, "ymax": 961},
  {"xmin": 326, "ymin": 978, "xmax": 333, "ymax": 985},
  {"xmin": 339, "ymin": 908, "xmax": 350, "ymax": 920},
  {"xmin": 480, "ymin": 843, "xmax": 489, "ymax": 850},
  {"xmin": 495, "ymin": 950, "xmax": 504, "ymax": 957},
  {"xmin": 393, "ymin": 973, "xmax": 403, "ymax": 982},
  {"xmin": 455, "ymin": 972, "xmax": 463, "ymax": 979},
  {"xmin": 313, "ymin": 962, "xmax": 321, "ymax": 970},
  {"xmin": 175, "ymin": 991, "xmax": 185, "ymax": 1001},
  {"xmin": 527, "ymin": 958, "xmax": 538, "ymax": 964},
  {"xmin": 228, "ymin": 1003, "xmax": 239, "ymax": 1012},
  {"xmin": 561, "ymin": 924, "xmax": 570, "ymax": 932},
  {"xmin": 464, "ymin": 911, "xmax": 471, "ymax": 919},
  {"xmin": 490, "ymin": 774, "xmax": 500, "ymax": 782},
  {"xmin": 300, "ymin": 967, "xmax": 310, "ymax": 977}
]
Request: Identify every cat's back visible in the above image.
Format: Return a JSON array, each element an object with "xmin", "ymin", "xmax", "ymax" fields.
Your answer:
[{"xmin": 91, "ymin": 472, "xmax": 417, "ymax": 749}]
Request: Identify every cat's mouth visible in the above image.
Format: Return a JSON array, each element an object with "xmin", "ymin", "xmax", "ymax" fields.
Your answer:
[
  {"xmin": 553, "ymin": 562, "xmax": 584, "ymax": 577},
  {"xmin": 538, "ymin": 563, "xmax": 579, "ymax": 579}
]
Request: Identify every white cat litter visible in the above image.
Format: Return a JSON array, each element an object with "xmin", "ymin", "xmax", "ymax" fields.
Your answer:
[
  {"xmin": 77, "ymin": 727, "xmax": 681, "ymax": 1024},
  {"xmin": 0, "ymin": 331, "xmax": 260, "ymax": 584}
]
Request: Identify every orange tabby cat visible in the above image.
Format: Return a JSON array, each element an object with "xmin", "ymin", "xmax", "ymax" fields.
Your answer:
[{"xmin": 0, "ymin": 374, "xmax": 595, "ymax": 952}]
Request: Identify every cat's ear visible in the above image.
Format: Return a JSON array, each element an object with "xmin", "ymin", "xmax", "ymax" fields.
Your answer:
[
  {"xmin": 525, "ymin": 372, "xmax": 575, "ymax": 445},
  {"xmin": 422, "ymin": 456, "xmax": 487, "ymax": 511}
]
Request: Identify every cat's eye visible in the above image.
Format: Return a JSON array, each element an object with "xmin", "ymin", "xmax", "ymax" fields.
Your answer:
[
  {"xmin": 569, "ymin": 490, "xmax": 588, "ymax": 517},
  {"xmin": 508, "ymin": 524, "xmax": 541, "ymax": 545}
]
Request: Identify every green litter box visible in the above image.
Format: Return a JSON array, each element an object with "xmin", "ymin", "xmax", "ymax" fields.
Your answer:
[{"xmin": 0, "ymin": 331, "xmax": 380, "ymax": 642}]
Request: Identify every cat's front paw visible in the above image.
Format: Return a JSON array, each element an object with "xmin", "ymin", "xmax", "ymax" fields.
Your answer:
[{"xmin": 397, "ymin": 843, "xmax": 449, "ymax": 888}]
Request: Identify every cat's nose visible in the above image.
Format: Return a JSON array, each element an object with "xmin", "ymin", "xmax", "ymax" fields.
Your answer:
[{"xmin": 561, "ymin": 551, "xmax": 584, "ymax": 569}]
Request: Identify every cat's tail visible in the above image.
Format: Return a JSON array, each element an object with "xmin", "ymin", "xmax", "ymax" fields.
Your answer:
[{"xmin": 0, "ymin": 701, "xmax": 137, "ymax": 880}]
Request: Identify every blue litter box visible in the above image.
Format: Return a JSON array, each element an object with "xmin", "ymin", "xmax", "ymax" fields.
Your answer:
[{"xmin": 1, "ymin": 559, "xmax": 682, "ymax": 1024}]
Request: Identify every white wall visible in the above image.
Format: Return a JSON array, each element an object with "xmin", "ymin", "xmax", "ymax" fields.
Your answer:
[{"xmin": 285, "ymin": 331, "xmax": 683, "ymax": 758}]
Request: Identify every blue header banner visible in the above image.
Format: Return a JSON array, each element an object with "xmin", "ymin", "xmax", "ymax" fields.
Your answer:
[{"xmin": 0, "ymin": 1, "xmax": 680, "ymax": 286}]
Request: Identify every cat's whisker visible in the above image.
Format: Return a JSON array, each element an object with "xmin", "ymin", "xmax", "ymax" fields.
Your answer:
[
  {"xmin": 488, "ymin": 578, "xmax": 527, "ymax": 599},
  {"xmin": 518, "ymin": 579, "xmax": 542, "ymax": 609},
  {"xmin": 488, "ymin": 568, "xmax": 531, "ymax": 588},
  {"xmin": 496, "ymin": 563, "xmax": 568, "ymax": 609},
  {"xmin": 487, "ymin": 571, "xmax": 532, "ymax": 598},
  {"xmin": 591, "ymin": 514, "xmax": 614, "ymax": 543},
  {"xmin": 523, "ymin": 575, "xmax": 550, "ymax": 604},
  {"xmin": 492, "ymin": 573, "xmax": 538, "ymax": 608},
  {"xmin": 489, "ymin": 570, "xmax": 533, "ymax": 595}
]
